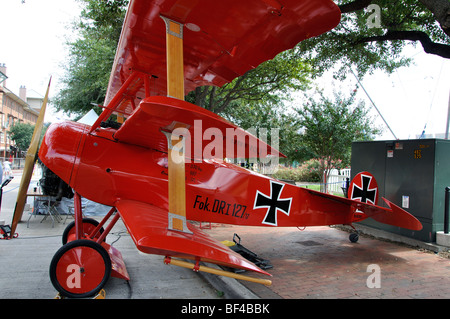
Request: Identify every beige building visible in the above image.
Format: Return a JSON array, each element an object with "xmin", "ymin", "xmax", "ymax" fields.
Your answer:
[{"xmin": 0, "ymin": 63, "xmax": 41, "ymax": 159}]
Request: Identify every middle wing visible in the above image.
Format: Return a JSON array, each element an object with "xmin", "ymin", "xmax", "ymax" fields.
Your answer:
[
  {"xmin": 113, "ymin": 95, "xmax": 285, "ymax": 159},
  {"xmin": 115, "ymin": 199, "xmax": 271, "ymax": 276}
]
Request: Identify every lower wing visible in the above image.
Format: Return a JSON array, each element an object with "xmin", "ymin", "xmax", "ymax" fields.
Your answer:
[{"xmin": 115, "ymin": 199, "xmax": 271, "ymax": 276}]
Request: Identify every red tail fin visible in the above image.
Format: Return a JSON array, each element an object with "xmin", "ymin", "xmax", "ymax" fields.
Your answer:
[{"xmin": 348, "ymin": 171, "xmax": 378, "ymax": 205}]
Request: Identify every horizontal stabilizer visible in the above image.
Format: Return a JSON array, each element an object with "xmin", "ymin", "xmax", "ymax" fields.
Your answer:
[
  {"xmin": 305, "ymin": 189, "xmax": 422, "ymax": 231},
  {"xmin": 366, "ymin": 198, "xmax": 423, "ymax": 231}
]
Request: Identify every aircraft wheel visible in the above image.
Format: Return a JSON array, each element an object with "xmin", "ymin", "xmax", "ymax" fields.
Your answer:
[
  {"xmin": 49, "ymin": 239, "xmax": 111, "ymax": 298},
  {"xmin": 62, "ymin": 218, "xmax": 105, "ymax": 245},
  {"xmin": 349, "ymin": 232, "xmax": 359, "ymax": 243}
]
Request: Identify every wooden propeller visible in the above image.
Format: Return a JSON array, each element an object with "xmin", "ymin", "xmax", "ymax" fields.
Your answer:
[{"xmin": 10, "ymin": 77, "xmax": 51, "ymax": 237}]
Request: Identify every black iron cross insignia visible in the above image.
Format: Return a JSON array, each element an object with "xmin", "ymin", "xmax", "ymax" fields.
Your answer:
[
  {"xmin": 351, "ymin": 174, "xmax": 377, "ymax": 204},
  {"xmin": 253, "ymin": 181, "xmax": 292, "ymax": 226}
]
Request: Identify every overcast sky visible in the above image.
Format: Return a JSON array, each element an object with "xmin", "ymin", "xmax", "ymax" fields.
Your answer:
[
  {"xmin": 1, "ymin": 0, "xmax": 449, "ymax": 140},
  {"xmin": 0, "ymin": 0, "xmax": 81, "ymax": 121},
  {"xmin": 307, "ymin": 46, "xmax": 450, "ymax": 140},
  {"xmin": 353, "ymin": 47, "xmax": 450, "ymax": 140}
]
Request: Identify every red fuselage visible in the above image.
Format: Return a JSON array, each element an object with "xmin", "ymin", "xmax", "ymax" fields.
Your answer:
[{"xmin": 39, "ymin": 121, "xmax": 355, "ymax": 228}]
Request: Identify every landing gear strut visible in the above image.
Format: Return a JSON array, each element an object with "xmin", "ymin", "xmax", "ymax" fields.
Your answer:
[{"xmin": 50, "ymin": 192, "xmax": 129, "ymax": 298}]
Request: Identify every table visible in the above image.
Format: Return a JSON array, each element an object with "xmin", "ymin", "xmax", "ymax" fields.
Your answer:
[{"xmin": 26, "ymin": 190, "xmax": 62, "ymax": 228}]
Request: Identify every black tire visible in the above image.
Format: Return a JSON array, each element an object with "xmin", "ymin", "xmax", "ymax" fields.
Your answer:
[
  {"xmin": 349, "ymin": 232, "xmax": 359, "ymax": 243},
  {"xmin": 62, "ymin": 218, "xmax": 105, "ymax": 245},
  {"xmin": 49, "ymin": 239, "xmax": 111, "ymax": 298}
]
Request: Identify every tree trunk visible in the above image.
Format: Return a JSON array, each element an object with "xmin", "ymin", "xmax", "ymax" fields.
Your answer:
[{"xmin": 418, "ymin": 0, "xmax": 450, "ymax": 37}]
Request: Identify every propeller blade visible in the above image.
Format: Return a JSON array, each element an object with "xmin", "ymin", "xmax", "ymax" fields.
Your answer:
[{"xmin": 10, "ymin": 77, "xmax": 51, "ymax": 237}]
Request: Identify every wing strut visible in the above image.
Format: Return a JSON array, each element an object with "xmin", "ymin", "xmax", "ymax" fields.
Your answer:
[
  {"xmin": 164, "ymin": 257, "xmax": 272, "ymax": 286},
  {"xmin": 89, "ymin": 71, "xmax": 139, "ymax": 133},
  {"xmin": 161, "ymin": 15, "xmax": 191, "ymax": 234},
  {"xmin": 161, "ymin": 16, "xmax": 185, "ymax": 100}
]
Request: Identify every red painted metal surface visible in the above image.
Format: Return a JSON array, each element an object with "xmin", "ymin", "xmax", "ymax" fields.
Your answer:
[
  {"xmin": 114, "ymin": 95, "xmax": 285, "ymax": 159},
  {"xmin": 116, "ymin": 199, "xmax": 271, "ymax": 275},
  {"xmin": 38, "ymin": 0, "xmax": 423, "ymax": 286},
  {"xmin": 39, "ymin": 102, "xmax": 422, "ymax": 275},
  {"xmin": 104, "ymin": 0, "xmax": 341, "ymax": 114},
  {"xmin": 349, "ymin": 171, "xmax": 379, "ymax": 205},
  {"xmin": 103, "ymin": 242, "xmax": 130, "ymax": 281}
]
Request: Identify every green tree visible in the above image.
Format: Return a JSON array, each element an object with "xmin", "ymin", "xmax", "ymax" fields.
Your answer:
[
  {"xmin": 186, "ymin": 49, "xmax": 313, "ymax": 114},
  {"xmin": 9, "ymin": 122, "xmax": 35, "ymax": 153},
  {"xmin": 296, "ymin": 89, "xmax": 380, "ymax": 190},
  {"xmin": 221, "ymin": 100, "xmax": 314, "ymax": 164},
  {"xmin": 54, "ymin": 0, "xmax": 129, "ymax": 116},
  {"xmin": 298, "ymin": 0, "xmax": 450, "ymax": 80},
  {"xmin": 9, "ymin": 122, "xmax": 50, "ymax": 154}
]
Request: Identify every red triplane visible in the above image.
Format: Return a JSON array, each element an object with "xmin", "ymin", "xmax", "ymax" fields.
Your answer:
[{"xmin": 11, "ymin": 0, "xmax": 422, "ymax": 298}]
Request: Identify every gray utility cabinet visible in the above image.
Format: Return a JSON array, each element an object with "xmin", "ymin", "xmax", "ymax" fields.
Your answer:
[{"xmin": 351, "ymin": 139, "xmax": 450, "ymax": 242}]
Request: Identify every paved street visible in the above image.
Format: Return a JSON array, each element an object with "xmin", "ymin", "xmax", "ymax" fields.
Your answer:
[
  {"xmin": 1, "ymin": 170, "xmax": 450, "ymax": 301},
  {"xmin": 204, "ymin": 223, "xmax": 450, "ymax": 299}
]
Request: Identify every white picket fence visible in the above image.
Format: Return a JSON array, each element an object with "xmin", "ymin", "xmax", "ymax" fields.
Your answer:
[{"xmin": 324, "ymin": 168, "xmax": 351, "ymax": 195}]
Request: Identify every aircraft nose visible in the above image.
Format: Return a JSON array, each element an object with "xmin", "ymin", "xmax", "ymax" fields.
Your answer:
[{"xmin": 38, "ymin": 121, "xmax": 86, "ymax": 186}]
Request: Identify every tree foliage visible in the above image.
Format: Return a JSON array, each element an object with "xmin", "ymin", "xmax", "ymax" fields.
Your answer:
[
  {"xmin": 54, "ymin": 0, "xmax": 129, "ymax": 115},
  {"xmin": 9, "ymin": 122, "xmax": 50, "ymax": 153},
  {"xmin": 296, "ymin": 89, "xmax": 381, "ymax": 184},
  {"xmin": 298, "ymin": 0, "xmax": 450, "ymax": 80},
  {"xmin": 9, "ymin": 122, "xmax": 35, "ymax": 152},
  {"xmin": 186, "ymin": 49, "xmax": 312, "ymax": 114},
  {"xmin": 55, "ymin": 0, "xmax": 450, "ymax": 116}
]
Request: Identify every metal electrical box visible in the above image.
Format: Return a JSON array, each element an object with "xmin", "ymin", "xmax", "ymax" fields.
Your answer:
[{"xmin": 351, "ymin": 139, "xmax": 450, "ymax": 243}]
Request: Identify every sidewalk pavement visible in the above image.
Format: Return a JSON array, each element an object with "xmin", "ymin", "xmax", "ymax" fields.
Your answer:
[
  {"xmin": 203, "ymin": 223, "xmax": 450, "ymax": 299},
  {"xmin": 2, "ymin": 171, "xmax": 450, "ymax": 299}
]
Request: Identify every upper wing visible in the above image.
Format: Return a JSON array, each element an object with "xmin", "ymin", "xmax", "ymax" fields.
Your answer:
[
  {"xmin": 115, "ymin": 199, "xmax": 271, "ymax": 276},
  {"xmin": 113, "ymin": 95, "xmax": 285, "ymax": 158},
  {"xmin": 104, "ymin": 0, "xmax": 341, "ymax": 113}
]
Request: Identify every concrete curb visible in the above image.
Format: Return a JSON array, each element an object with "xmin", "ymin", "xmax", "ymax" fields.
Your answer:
[
  {"xmin": 197, "ymin": 263, "xmax": 260, "ymax": 299},
  {"xmin": 338, "ymin": 224, "xmax": 450, "ymax": 253}
]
